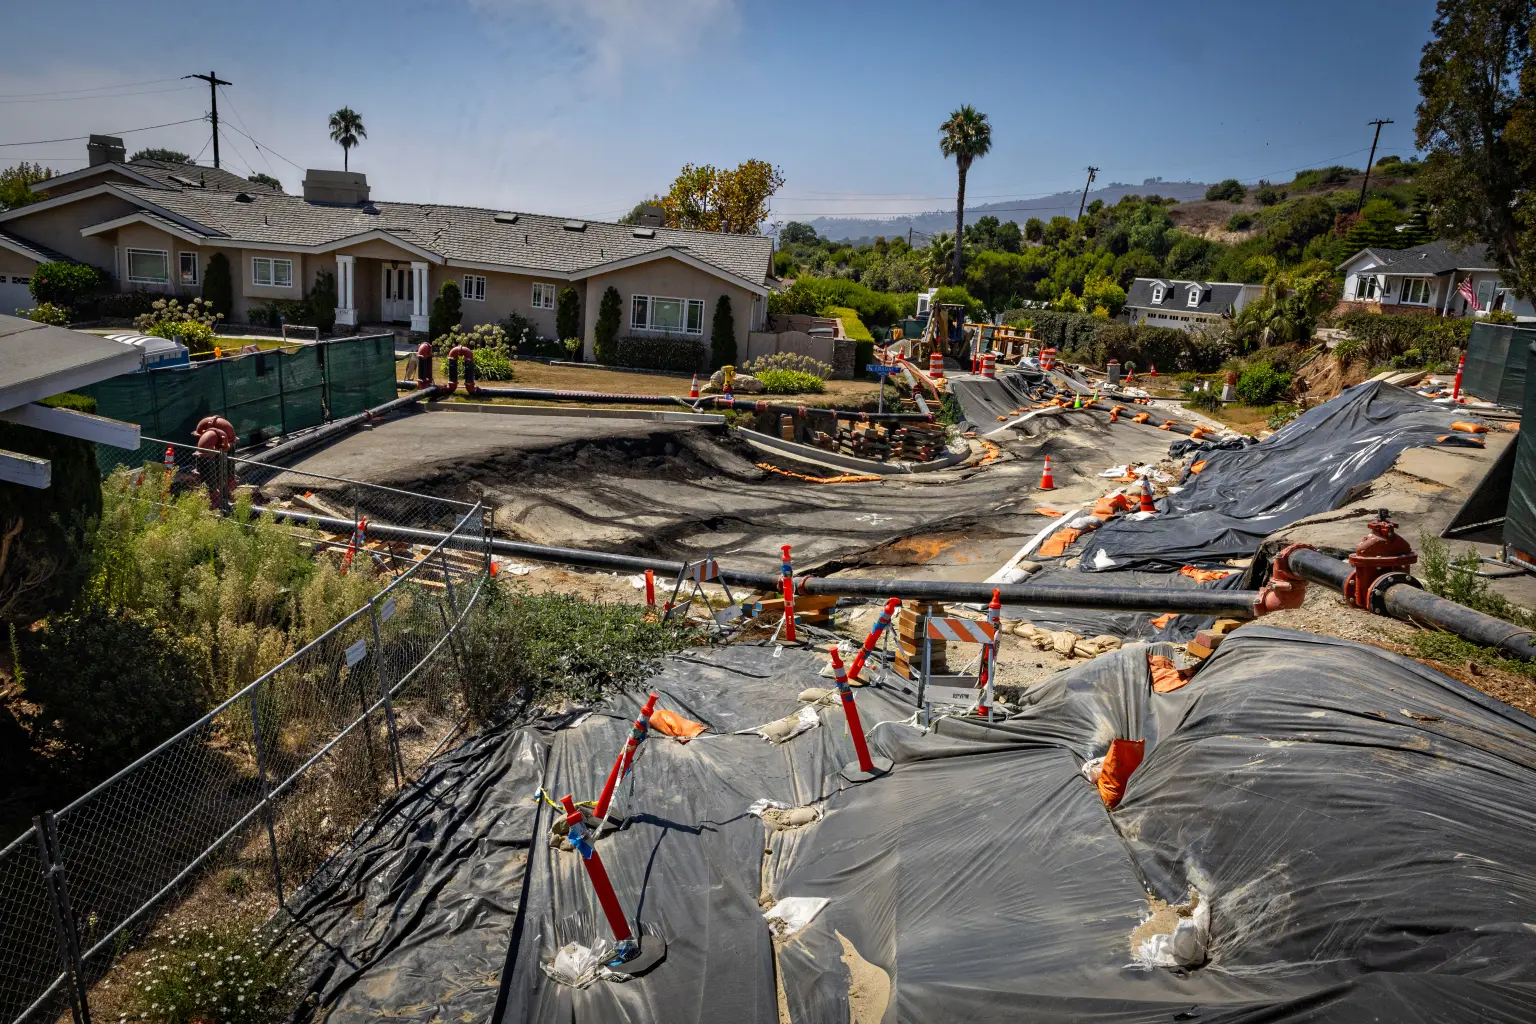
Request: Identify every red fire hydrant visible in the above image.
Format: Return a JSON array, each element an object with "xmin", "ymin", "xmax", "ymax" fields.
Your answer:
[
  {"xmin": 1343, "ymin": 512, "xmax": 1418, "ymax": 611},
  {"xmin": 415, "ymin": 341, "xmax": 434, "ymax": 389}
]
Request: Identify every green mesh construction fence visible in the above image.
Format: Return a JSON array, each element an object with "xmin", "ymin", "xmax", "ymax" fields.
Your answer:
[
  {"xmin": 81, "ymin": 334, "xmax": 397, "ymax": 449},
  {"xmin": 1463, "ymin": 322, "xmax": 1536, "ymax": 410},
  {"xmin": 1505, "ymin": 343, "xmax": 1536, "ymax": 560}
]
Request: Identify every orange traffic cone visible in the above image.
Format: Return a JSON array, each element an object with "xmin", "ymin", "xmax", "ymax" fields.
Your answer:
[
  {"xmin": 1150, "ymin": 363, "xmax": 1158, "ymax": 378},
  {"xmin": 1039, "ymin": 455, "xmax": 1056, "ymax": 490},
  {"xmin": 1139, "ymin": 475, "xmax": 1156, "ymax": 513},
  {"xmin": 688, "ymin": 374, "xmax": 700, "ymax": 399}
]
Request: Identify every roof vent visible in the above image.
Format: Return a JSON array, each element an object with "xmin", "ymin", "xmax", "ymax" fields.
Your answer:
[
  {"xmin": 632, "ymin": 227, "xmax": 655, "ymax": 238},
  {"xmin": 362, "ymin": 202, "xmax": 380, "ymax": 215},
  {"xmin": 234, "ymin": 192, "xmax": 254, "ymax": 203},
  {"xmin": 563, "ymin": 220, "xmax": 587, "ymax": 232},
  {"xmin": 169, "ymin": 174, "xmax": 202, "ymax": 188},
  {"xmin": 494, "ymin": 212, "xmax": 519, "ymax": 224}
]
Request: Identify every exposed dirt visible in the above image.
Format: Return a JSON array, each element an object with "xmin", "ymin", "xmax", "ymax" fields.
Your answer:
[
  {"xmin": 1295, "ymin": 352, "xmax": 1370, "ymax": 404},
  {"xmin": 837, "ymin": 930, "xmax": 892, "ymax": 1024}
]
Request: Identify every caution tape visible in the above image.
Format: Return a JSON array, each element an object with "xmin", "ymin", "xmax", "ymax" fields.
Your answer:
[{"xmin": 755, "ymin": 462, "xmax": 883, "ymax": 484}]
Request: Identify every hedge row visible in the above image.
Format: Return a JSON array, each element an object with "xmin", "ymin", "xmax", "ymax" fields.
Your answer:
[
  {"xmin": 1333, "ymin": 311, "xmax": 1470, "ymax": 366},
  {"xmin": 1002, "ymin": 309, "xmax": 1230, "ymax": 372},
  {"xmin": 614, "ymin": 336, "xmax": 707, "ymax": 373}
]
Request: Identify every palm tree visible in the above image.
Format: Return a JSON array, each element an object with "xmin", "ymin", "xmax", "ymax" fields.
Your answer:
[
  {"xmin": 922, "ymin": 233, "xmax": 957, "ymax": 287},
  {"xmin": 328, "ymin": 108, "xmax": 367, "ymax": 171},
  {"xmin": 938, "ymin": 106, "xmax": 992, "ymax": 285}
]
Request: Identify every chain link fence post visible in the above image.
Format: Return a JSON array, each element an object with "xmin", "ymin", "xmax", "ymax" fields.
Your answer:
[
  {"xmin": 33, "ymin": 815, "xmax": 88, "ymax": 1024},
  {"xmin": 369, "ymin": 596, "xmax": 405, "ymax": 788},
  {"xmin": 246, "ymin": 681, "xmax": 285, "ymax": 909}
]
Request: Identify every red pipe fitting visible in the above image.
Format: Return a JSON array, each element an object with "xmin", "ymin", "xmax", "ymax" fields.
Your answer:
[
  {"xmin": 1253, "ymin": 542, "xmax": 1313, "ymax": 615},
  {"xmin": 1343, "ymin": 512, "xmax": 1418, "ymax": 612},
  {"xmin": 415, "ymin": 341, "xmax": 434, "ymax": 389}
]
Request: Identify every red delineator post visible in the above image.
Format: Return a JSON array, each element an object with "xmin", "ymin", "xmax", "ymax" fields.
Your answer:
[
  {"xmin": 1453, "ymin": 352, "xmax": 1465, "ymax": 403},
  {"xmin": 594, "ymin": 693, "xmax": 658, "ymax": 821},
  {"xmin": 980, "ymin": 589, "xmax": 1002, "ymax": 717},
  {"xmin": 780, "ymin": 544, "xmax": 797, "ymax": 643},
  {"xmin": 560, "ymin": 795, "xmax": 633, "ymax": 943},
  {"xmin": 644, "ymin": 569, "xmax": 655, "ymax": 609},
  {"xmin": 829, "ymin": 647, "xmax": 875, "ymax": 773},
  {"xmin": 848, "ymin": 597, "xmax": 901, "ymax": 682}
]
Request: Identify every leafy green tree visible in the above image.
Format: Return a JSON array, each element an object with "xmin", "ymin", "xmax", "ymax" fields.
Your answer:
[
  {"xmin": 0, "ymin": 162, "xmax": 52, "ymax": 211},
  {"xmin": 247, "ymin": 172, "xmax": 282, "ymax": 191},
  {"xmin": 594, "ymin": 286, "xmax": 622, "ymax": 364},
  {"xmin": 203, "ymin": 253, "xmax": 233, "ymax": 319},
  {"xmin": 965, "ymin": 250, "xmax": 1028, "ymax": 314},
  {"xmin": 710, "ymin": 295, "xmax": 736, "ymax": 369},
  {"xmin": 130, "ymin": 148, "xmax": 191, "ymax": 163},
  {"xmin": 556, "ymin": 286, "xmax": 581, "ymax": 343},
  {"xmin": 780, "ymin": 221, "xmax": 818, "ymax": 244},
  {"xmin": 1417, "ymin": 0, "xmax": 1536, "ymax": 297},
  {"xmin": 939, "ymin": 105, "xmax": 992, "ymax": 284},
  {"xmin": 328, "ymin": 107, "xmax": 367, "ymax": 171},
  {"xmin": 1082, "ymin": 274, "xmax": 1127, "ymax": 317},
  {"xmin": 1112, "ymin": 249, "xmax": 1162, "ymax": 289},
  {"xmin": 429, "ymin": 279, "xmax": 462, "ymax": 341},
  {"xmin": 964, "ymin": 215, "xmax": 1023, "ymax": 253},
  {"xmin": 1042, "ymin": 216, "xmax": 1074, "ymax": 246},
  {"xmin": 1023, "ymin": 217, "xmax": 1045, "ymax": 243},
  {"xmin": 1254, "ymin": 184, "xmax": 1286, "ymax": 206},
  {"xmin": 1205, "ymin": 179, "xmax": 1247, "ymax": 202},
  {"xmin": 29, "ymin": 262, "xmax": 101, "ymax": 306}
]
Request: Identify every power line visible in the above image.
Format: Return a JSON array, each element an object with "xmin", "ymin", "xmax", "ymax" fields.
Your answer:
[
  {"xmin": 0, "ymin": 116, "xmax": 207, "ymax": 147},
  {"xmin": 183, "ymin": 71, "xmax": 231, "ymax": 168},
  {"xmin": 0, "ymin": 84, "xmax": 200, "ymax": 106},
  {"xmin": 0, "ymin": 77, "xmax": 185, "ymax": 100},
  {"xmin": 217, "ymin": 86, "xmax": 276, "ymax": 178},
  {"xmin": 218, "ymin": 120, "xmax": 306, "ymax": 173}
]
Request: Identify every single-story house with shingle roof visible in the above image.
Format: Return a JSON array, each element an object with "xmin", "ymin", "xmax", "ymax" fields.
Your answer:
[
  {"xmin": 0, "ymin": 135, "xmax": 775, "ymax": 360},
  {"xmin": 1335, "ymin": 240, "xmax": 1534, "ymax": 320},
  {"xmin": 1124, "ymin": 278, "xmax": 1263, "ymax": 331}
]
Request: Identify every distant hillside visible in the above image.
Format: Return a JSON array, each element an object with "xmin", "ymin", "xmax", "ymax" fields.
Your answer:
[{"xmin": 801, "ymin": 179, "xmax": 1214, "ymax": 243}]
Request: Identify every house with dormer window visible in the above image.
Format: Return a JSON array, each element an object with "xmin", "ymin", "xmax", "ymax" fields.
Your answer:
[
  {"xmin": 1335, "ymin": 240, "xmax": 1535, "ymax": 321},
  {"xmin": 1123, "ymin": 278, "xmax": 1263, "ymax": 331}
]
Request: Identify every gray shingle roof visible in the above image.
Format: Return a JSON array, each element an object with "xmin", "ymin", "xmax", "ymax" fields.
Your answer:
[
  {"xmin": 126, "ymin": 159, "xmax": 284, "ymax": 194},
  {"xmin": 0, "ymin": 228, "xmax": 74, "ymax": 264},
  {"xmin": 1124, "ymin": 278, "xmax": 1253, "ymax": 316},
  {"xmin": 1363, "ymin": 240, "xmax": 1496, "ymax": 276},
  {"xmin": 116, "ymin": 184, "xmax": 774, "ymax": 286}
]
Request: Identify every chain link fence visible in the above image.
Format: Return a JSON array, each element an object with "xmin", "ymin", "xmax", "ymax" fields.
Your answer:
[{"xmin": 1, "ymin": 440, "xmax": 492, "ymax": 1024}]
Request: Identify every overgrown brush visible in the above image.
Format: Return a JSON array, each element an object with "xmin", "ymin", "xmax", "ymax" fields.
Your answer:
[
  {"xmin": 755, "ymin": 369, "xmax": 826, "ymax": 394},
  {"xmin": 742, "ymin": 352, "xmax": 834, "ymax": 378},
  {"xmin": 455, "ymin": 583, "xmax": 701, "ymax": 723},
  {"xmin": 126, "ymin": 922, "xmax": 301, "ymax": 1024},
  {"xmin": 1418, "ymin": 535, "xmax": 1536, "ymax": 630}
]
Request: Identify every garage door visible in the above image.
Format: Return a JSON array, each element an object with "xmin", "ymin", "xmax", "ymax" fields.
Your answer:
[{"xmin": 0, "ymin": 275, "xmax": 33, "ymax": 316}]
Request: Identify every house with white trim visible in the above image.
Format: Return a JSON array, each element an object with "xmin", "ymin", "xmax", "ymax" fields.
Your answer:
[
  {"xmin": 0, "ymin": 135, "xmax": 774, "ymax": 359},
  {"xmin": 1335, "ymin": 240, "xmax": 1534, "ymax": 321},
  {"xmin": 1123, "ymin": 278, "xmax": 1263, "ymax": 331}
]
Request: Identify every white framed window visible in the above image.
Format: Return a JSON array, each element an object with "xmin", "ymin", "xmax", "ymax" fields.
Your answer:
[
  {"xmin": 463, "ymin": 274, "xmax": 487, "ymax": 301},
  {"xmin": 126, "ymin": 248, "xmax": 170, "ymax": 284},
  {"xmin": 253, "ymin": 256, "xmax": 293, "ymax": 288},
  {"xmin": 179, "ymin": 252, "xmax": 199, "ymax": 286},
  {"xmin": 532, "ymin": 281, "xmax": 557, "ymax": 309},
  {"xmin": 1355, "ymin": 275, "xmax": 1379, "ymax": 300},
  {"xmin": 1151, "ymin": 284, "xmax": 1164, "ymax": 303},
  {"xmin": 1186, "ymin": 286, "xmax": 1201, "ymax": 308},
  {"xmin": 629, "ymin": 295, "xmax": 706, "ymax": 334},
  {"xmin": 1400, "ymin": 278, "xmax": 1431, "ymax": 305}
]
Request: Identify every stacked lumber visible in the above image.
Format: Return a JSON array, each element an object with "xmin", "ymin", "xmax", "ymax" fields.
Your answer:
[
  {"xmin": 810, "ymin": 419, "xmax": 949, "ymax": 464},
  {"xmin": 749, "ymin": 592, "xmax": 839, "ymax": 627},
  {"xmin": 893, "ymin": 601, "xmax": 948, "ymax": 680}
]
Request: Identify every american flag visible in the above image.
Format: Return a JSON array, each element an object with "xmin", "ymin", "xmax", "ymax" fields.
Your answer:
[{"xmin": 1458, "ymin": 278, "xmax": 1480, "ymax": 311}]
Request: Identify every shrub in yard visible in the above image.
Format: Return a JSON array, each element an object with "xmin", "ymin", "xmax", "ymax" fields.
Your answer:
[
  {"xmin": 1334, "ymin": 311, "xmax": 1468, "ymax": 367},
  {"xmin": 29, "ymin": 261, "xmax": 102, "ymax": 307},
  {"xmin": 1187, "ymin": 388, "xmax": 1223, "ymax": 413},
  {"xmin": 203, "ymin": 252, "xmax": 234, "ymax": 319},
  {"xmin": 710, "ymin": 295, "xmax": 736, "ymax": 370},
  {"xmin": 615, "ymin": 336, "xmax": 706, "ymax": 373},
  {"xmin": 1228, "ymin": 212, "xmax": 1254, "ymax": 231},
  {"xmin": 17, "ymin": 607, "xmax": 211, "ymax": 781},
  {"xmin": 825, "ymin": 305, "xmax": 874, "ymax": 343},
  {"xmin": 135, "ymin": 297, "xmax": 222, "ymax": 333},
  {"xmin": 147, "ymin": 320, "xmax": 217, "ymax": 355},
  {"xmin": 755, "ymin": 369, "xmax": 826, "ymax": 394},
  {"xmin": 556, "ymin": 287, "xmax": 581, "ymax": 349},
  {"xmin": 594, "ymin": 286, "xmax": 622, "ymax": 365},
  {"xmin": 1235, "ymin": 361, "xmax": 1293, "ymax": 405},
  {"xmin": 307, "ymin": 269, "xmax": 338, "ymax": 333},
  {"xmin": 429, "ymin": 280, "xmax": 462, "ymax": 341},
  {"xmin": 20, "ymin": 302, "xmax": 70, "ymax": 324},
  {"xmin": 127, "ymin": 922, "xmax": 300, "ymax": 1024},
  {"xmin": 436, "ymin": 323, "xmax": 515, "ymax": 381},
  {"xmin": 501, "ymin": 311, "xmax": 558, "ymax": 356},
  {"xmin": 741, "ymin": 351, "xmax": 835, "ymax": 378}
]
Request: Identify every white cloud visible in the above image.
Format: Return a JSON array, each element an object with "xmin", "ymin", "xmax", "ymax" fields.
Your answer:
[{"xmin": 468, "ymin": 0, "xmax": 739, "ymax": 80}]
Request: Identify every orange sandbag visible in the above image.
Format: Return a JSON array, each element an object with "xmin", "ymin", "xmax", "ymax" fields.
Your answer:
[
  {"xmin": 1149, "ymin": 653, "xmax": 1194, "ymax": 694},
  {"xmin": 1097, "ymin": 738, "xmax": 1145, "ymax": 809},
  {"xmin": 1189, "ymin": 460, "xmax": 1208, "ymax": 475},
  {"xmin": 1180, "ymin": 565, "xmax": 1232, "ymax": 583},
  {"xmin": 1034, "ymin": 507, "xmax": 1066, "ymax": 518},
  {"xmin": 1149, "ymin": 612, "xmax": 1176, "ymax": 629},
  {"xmin": 1159, "ymin": 421, "xmax": 1175, "ymax": 430},
  {"xmin": 1038, "ymin": 527, "xmax": 1081, "ymax": 558},
  {"xmin": 1451, "ymin": 421, "xmax": 1489, "ymax": 433},
  {"xmin": 1132, "ymin": 412, "xmax": 1152, "ymax": 423},
  {"xmin": 649, "ymin": 708, "xmax": 707, "ymax": 741},
  {"xmin": 1092, "ymin": 493, "xmax": 1133, "ymax": 518}
]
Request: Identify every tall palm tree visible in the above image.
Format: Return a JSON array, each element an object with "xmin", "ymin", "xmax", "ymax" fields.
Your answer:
[
  {"xmin": 328, "ymin": 108, "xmax": 367, "ymax": 171},
  {"xmin": 922, "ymin": 233, "xmax": 957, "ymax": 287},
  {"xmin": 938, "ymin": 106, "xmax": 992, "ymax": 285}
]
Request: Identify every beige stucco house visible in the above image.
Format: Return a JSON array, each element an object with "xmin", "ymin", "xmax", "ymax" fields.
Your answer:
[{"xmin": 0, "ymin": 135, "xmax": 773, "ymax": 361}]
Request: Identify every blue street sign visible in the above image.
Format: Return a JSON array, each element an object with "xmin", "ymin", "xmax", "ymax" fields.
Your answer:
[{"xmin": 867, "ymin": 365, "xmax": 900, "ymax": 375}]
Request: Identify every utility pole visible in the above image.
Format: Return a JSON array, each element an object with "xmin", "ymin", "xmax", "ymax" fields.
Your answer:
[
  {"xmin": 1077, "ymin": 166, "xmax": 1099, "ymax": 220},
  {"xmin": 1357, "ymin": 119, "xmax": 1393, "ymax": 213},
  {"xmin": 183, "ymin": 71, "xmax": 232, "ymax": 168}
]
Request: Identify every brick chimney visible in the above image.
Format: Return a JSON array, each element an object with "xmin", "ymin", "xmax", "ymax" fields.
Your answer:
[
  {"xmin": 302, "ymin": 170, "xmax": 370, "ymax": 205},
  {"xmin": 87, "ymin": 135, "xmax": 126, "ymax": 166}
]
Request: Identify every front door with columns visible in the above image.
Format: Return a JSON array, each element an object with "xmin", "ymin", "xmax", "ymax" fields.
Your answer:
[
  {"xmin": 334, "ymin": 254, "xmax": 357, "ymax": 326},
  {"xmin": 380, "ymin": 262, "xmax": 430, "ymax": 332}
]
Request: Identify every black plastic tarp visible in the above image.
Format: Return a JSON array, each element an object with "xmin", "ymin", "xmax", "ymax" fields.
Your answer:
[
  {"xmin": 286, "ymin": 632, "xmax": 1536, "ymax": 1022},
  {"xmin": 1080, "ymin": 382, "xmax": 1460, "ymax": 572},
  {"xmin": 948, "ymin": 375, "xmax": 1042, "ymax": 428},
  {"xmin": 1003, "ymin": 566, "xmax": 1247, "ymax": 642},
  {"xmin": 1504, "ymin": 344, "xmax": 1536, "ymax": 559},
  {"xmin": 1463, "ymin": 321, "xmax": 1535, "ymax": 410}
]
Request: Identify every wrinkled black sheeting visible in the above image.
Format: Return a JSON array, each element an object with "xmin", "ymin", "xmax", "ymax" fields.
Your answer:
[
  {"xmin": 1080, "ymin": 382, "xmax": 1458, "ymax": 572},
  {"xmin": 1168, "ymin": 435, "xmax": 1256, "ymax": 461},
  {"xmin": 1003, "ymin": 567, "xmax": 1246, "ymax": 642},
  {"xmin": 284, "ymin": 719, "xmax": 550, "ymax": 1022},
  {"xmin": 948, "ymin": 375, "xmax": 1045, "ymax": 428}
]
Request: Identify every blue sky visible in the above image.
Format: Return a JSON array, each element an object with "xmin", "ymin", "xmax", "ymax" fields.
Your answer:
[{"xmin": 0, "ymin": 0, "xmax": 1437, "ymax": 225}]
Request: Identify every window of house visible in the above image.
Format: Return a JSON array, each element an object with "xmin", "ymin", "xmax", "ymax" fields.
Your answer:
[
  {"xmin": 126, "ymin": 248, "xmax": 170, "ymax": 284},
  {"xmin": 630, "ymin": 295, "xmax": 706, "ymax": 334},
  {"xmin": 253, "ymin": 257, "xmax": 293, "ymax": 288},
  {"xmin": 1355, "ymin": 275, "xmax": 1379, "ymax": 300},
  {"xmin": 1400, "ymin": 278, "xmax": 1431, "ymax": 305},
  {"xmin": 463, "ymin": 274, "xmax": 487, "ymax": 302},
  {"xmin": 179, "ymin": 252, "xmax": 199, "ymax": 286},
  {"xmin": 532, "ymin": 282, "xmax": 557, "ymax": 309},
  {"xmin": 1151, "ymin": 285, "xmax": 1164, "ymax": 303},
  {"xmin": 1187, "ymin": 286, "xmax": 1201, "ymax": 308}
]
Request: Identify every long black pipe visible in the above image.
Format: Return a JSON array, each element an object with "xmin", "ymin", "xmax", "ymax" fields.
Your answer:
[
  {"xmin": 247, "ymin": 503, "xmax": 1263, "ymax": 616},
  {"xmin": 395, "ymin": 380, "xmax": 935, "ymax": 422},
  {"xmin": 246, "ymin": 387, "xmax": 440, "ymax": 466},
  {"xmin": 1286, "ymin": 547, "xmax": 1536, "ymax": 660}
]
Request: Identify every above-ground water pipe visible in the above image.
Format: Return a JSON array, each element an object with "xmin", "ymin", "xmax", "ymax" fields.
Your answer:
[{"xmin": 244, "ymin": 506, "xmax": 1274, "ymax": 617}]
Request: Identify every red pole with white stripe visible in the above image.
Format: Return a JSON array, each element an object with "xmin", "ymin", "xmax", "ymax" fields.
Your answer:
[
  {"xmin": 560, "ymin": 795, "xmax": 633, "ymax": 943},
  {"xmin": 981, "ymin": 589, "xmax": 1001, "ymax": 718},
  {"xmin": 848, "ymin": 597, "xmax": 901, "ymax": 682},
  {"xmin": 780, "ymin": 544, "xmax": 797, "ymax": 643},
  {"xmin": 829, "ymin": 647, "xmax": 875, "ymax": 774},
  {"xmin": 594, "ymin": 692, "xmax": 658, "ymax": 821},
  {"xmin": 1452, "ymin": 352, "xmax": 1465, "ymax": 403}
]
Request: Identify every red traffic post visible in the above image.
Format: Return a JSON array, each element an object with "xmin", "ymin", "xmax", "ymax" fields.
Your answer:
[
  {"xmin": 644, "ymin": 568, "xmax": 656, "ymax": 609},
  {"xmin": 558, "ymin": 795, "xmax": 666, "ymax": 976},
  {"xmin": 594, "ymin": 692, "xmax": 659, "ymax": 824},
  {"xmin": 780, "ymin": 544, "xmax": 797, "ymax": 644},
  {"xmin": 830, "ymin": 646, "xmax": 891, "ymax": 783},
  {"xmin": 979, "ymin": 589, "xmax": 1002, "ymax": 719},
  {"xmin": 1452, "ymin": 352, "xmax": 1465, "ymax": 403},
  {"xmin": 848, "ymin": 597, "xmax": 901, "ymax": 682}
]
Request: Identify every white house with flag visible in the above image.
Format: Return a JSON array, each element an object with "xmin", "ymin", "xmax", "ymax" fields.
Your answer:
[{"xmin": 1336, "ymin": 240, "xmax": 1535, "ymax": 321}]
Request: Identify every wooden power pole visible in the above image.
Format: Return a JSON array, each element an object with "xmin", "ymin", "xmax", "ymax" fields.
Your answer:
[
  {"xmin": 1077, "ymin": 166, "xmax": 1099, "ymax": 220},
  {"xmin": 183, "ymin": 70, "xmax": 232, "ymax": 168},
  {"xmin": 1357, "ymin": 119, "xmax": 1393, "ymax": 213}
]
